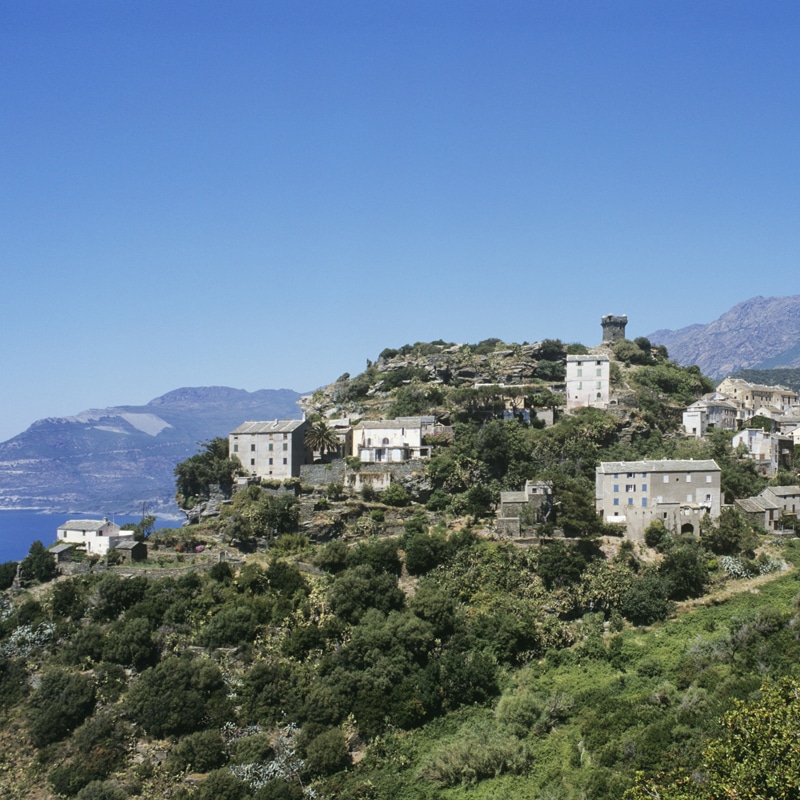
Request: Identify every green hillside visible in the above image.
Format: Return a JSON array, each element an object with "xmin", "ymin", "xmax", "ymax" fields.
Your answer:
[{"xmin": 1, "ymin": 339, "xmax": 798, "ymax": 800}]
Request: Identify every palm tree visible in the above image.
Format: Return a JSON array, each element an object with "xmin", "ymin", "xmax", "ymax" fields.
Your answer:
[{"xmin": 305, "ymin": 421, "xmax": 341, "ymax": 462}]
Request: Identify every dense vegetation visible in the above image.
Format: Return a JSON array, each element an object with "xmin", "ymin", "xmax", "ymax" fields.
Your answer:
[{"xmin": 1, "ymin": 340, "xmax": 799, "ymax": 799}]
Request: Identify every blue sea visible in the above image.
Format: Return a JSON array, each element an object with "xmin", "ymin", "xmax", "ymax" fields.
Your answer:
[{"xmin": 0, "ymin": 509, "xmax": 184, "ymax": 563}]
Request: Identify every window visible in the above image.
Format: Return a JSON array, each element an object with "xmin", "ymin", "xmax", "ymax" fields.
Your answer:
[
  {"xmin": 613, "ymin": 484, "xmax": 619, "ymax": 492},
  {"xmin": 233, "ymin": 444, "xmax": 238, "ymax": 453},
  {"xmin": 626, "ymin": 472, "xmax": 635, "ymax": 478},
  {"xmin": 625, "ymin": 484, "xmax": 636, "ymax": 492},
  {"xmin": 283, "ymin": 443, "xmax": 288, "ymax": 451},
  {"xmin": 641, "ymin": 483, "xmax": 648, "ymax": 492},
  {"xmin": 706, "ymin": 475, "xmax": 712, "ymax": 483},
  {"xmin": 613, "ymin": 473, "xmax": 619, "ymax": 479},
  {"xmin": 641, "ymin": 473, "xmax": 648, "ymax": 477},
  {"xmin": 663, "ymin": 475, "xmax": 669, "ymax": 483},
  {"xmin": 250, "ymin": 459, "xmax": 255, "ymax": 466},
  {"xmin": 283, "ymin": 433, "xmax": 288, "ymax": 439},
  {"xmin": 250, "ymin": 444, "xmax": 256, "ymax": 452},
  {"xmin": 686, "ymin": 494, "xmax": 693, "ymax": 502},
  {"xmin": 268, "ymin": 458, "xmax": 273, "ymax": 465},
  {"xmin": 686, "ymin": 474, "xmax": 692, "ymax": 482},
  {"xmin": 657, "ymin": 496, "xmax": 663, "ymax": 503},
  {"xmin": 268, "ymin": 443, "xmax": 273, "ymax": 451},
  {"xmin": 577, "ymin": 368, "xmax": 583, "ymax": 377},
  {"xmin": 613, "ymin": 498, "xmax": 619, "ymax": 506},
  {"xmin": 282, "ymin": 458, "xmax": 287, "ymax": 465},
  {"xmin": 642, "ymin": 498, "xmax": 647, "ymax": 507},
  {"xmin": 628, "ymin": 497, "xmax": 634, "ymax": 505},
  {"xmin": 596, "ymin": 367, "xmax": 602, "ymax": 376},
  {"xmin": 578, "ymin": 381, "xmax": 582, "ymax": 389}
]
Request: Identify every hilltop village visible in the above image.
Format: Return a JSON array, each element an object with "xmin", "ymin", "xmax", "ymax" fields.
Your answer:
[
  {"xmin": 214, "ymin": 314, "xmax": 799, "ymax": 548},
  {"xmin": 5, "ymin": 317, "xmax": 800, "ymax": 800}
]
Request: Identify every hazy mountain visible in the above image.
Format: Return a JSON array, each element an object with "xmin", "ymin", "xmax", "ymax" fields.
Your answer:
[
  {"xmin": 0, "ymin": 387, "xmax": 303, "ymax": 515},
  {"xmin": 648, "ymin": 295, "xmax": 800, "ymax": 380}
]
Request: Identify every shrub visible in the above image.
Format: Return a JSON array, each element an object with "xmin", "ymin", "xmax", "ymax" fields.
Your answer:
[
  {"xmin": 381, "ymin": 482, "xmax": 411, "ymax": 507},
  {"xmin": 125, "ymin": 655, "xmax": 231, "ymax": 738},
  {"xmin": 417, "ymin": 719, "xmax": 532, "ymax": 787},
  {"xmin": 303, "ymin": 728, "xmax": 351, "ymax": 777},
  {"xmin": 167, "ymin": 730, "xmax": 226, "ymax": 773},
  {"xmin": 28, "ymin": 668, "xmax": 96, "ymax": 747}
]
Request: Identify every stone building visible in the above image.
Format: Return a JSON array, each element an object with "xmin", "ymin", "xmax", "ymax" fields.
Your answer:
[
  {"xmin": 565, "ymin": 353, "xmax": 610, "ymax": 411},
  {"xmin": 596, "ymin": 459, "xmax": 721, "ymax": 541},
  {"xmin": 601, "ymin": 314, "xmax": 628, "ymax": 343},
  {"xmin": 229, "ymin": 419, "xmax": 311, "ymax": 480}
]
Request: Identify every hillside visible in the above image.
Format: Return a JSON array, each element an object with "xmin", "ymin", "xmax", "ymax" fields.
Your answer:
[
  {"xmin": 648, "ymin": 294, "xmax": 800, "ymax": 379},
  {"xmin": 0, "ymin": 387, "xmax": 302, "ymax": 514}
]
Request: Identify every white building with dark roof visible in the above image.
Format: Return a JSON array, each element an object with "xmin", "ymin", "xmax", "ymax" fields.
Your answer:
[
  {"xmin": 596, "ymin": 459, "xmax": 721, "ymax": 540},
  {"xmin": 229, "ymin": 419, "xmax": 310, "ymax": 480},
  {"xmin": 351, "ymin": 417, "xmax": 438, "ymax": 463},
  {"xmin": 56, "ymin": 518, "xmax": 134, "ymax": 556}
]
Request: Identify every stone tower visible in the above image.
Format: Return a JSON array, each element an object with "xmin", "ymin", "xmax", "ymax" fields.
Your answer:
[{"xmin": 601, "ymin": 314, "xmax": 627, "ymax": 343}]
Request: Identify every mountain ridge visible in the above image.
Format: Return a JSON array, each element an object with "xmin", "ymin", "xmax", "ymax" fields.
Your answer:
[
  {"xmin": 0, "ymin": 386, "xmax": 303, "ymax": 514},
  {"xmin": 648, "ymin": 294, "xmax": 800, "ymax": 379}
]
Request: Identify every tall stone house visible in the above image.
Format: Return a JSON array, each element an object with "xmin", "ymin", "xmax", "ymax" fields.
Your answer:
[
  {"xmin": 596, "ymin": 459, "xmax": 721, "ymax": 541},
  {"xmin": 229, "ymin": 419, "xmax": 311, "ymax": 480},
  {"xmin": 565, "ymin": 354, "xmax": 611, "ymax": 411}
]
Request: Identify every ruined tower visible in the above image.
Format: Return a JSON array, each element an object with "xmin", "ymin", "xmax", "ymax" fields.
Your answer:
[{"xmin": 601, "ymin": 314, "xmax": 627, "ymax": 343}]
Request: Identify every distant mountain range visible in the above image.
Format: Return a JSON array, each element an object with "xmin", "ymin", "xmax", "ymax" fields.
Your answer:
[
  {"xmin": 648, "ymin": 295, "xmax": 800, "ymax": 380},
  {"xmin": 0, "ymin": 387, "xmax": 303, "ymax": 515}
]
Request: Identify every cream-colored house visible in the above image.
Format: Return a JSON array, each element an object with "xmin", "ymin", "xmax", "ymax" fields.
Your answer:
[
  {"xmin": 351, "ymin": 417, "xmax": 437, "ymax": 463},
  {"xmin": 56, "ymin": 518, "xmax": 134, "ymax": 556},
  {"xmin": 716, "ymin": 377, "xmax": 800, "ymax": 424},
  {"xmin": 229, "ymin": 419, "xmax": 310, "ymax": 480},
  {"xmin": 596, "ymin": 459, "xmax": 721, "ymax": 540},
  {"xmin": 565, "ymin": 354, "xmax": 610, "ymax": 411}
]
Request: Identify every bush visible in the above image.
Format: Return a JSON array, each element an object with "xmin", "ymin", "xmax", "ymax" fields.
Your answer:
[
  {"xmin": 304, "ymin": 728, "xmax": 351, "ymax": 777},
  {"xmin": 381, "ymin": 482, "xmax": 411, "ymax": 507},
  {"xmin": 417, "ymin": 719, "xmax": 532, "ymax": 787},
  {"xmin": 20, "ymin": 541, "xmax": 57, "ymax": 584},
  {"xmin": 28, "ymin": 668, "xmax": 96, "ymax": 747},
  {"xmin": 167, "ymin": 730, "xmax": 226, "ymax": 773},
  {"xmin": 125, "ymin": 655, "xmax": 231, "ymax": 738},
  {"xmin": 0, "ymin": 561, "xmax": 18, "ymax": 590}
]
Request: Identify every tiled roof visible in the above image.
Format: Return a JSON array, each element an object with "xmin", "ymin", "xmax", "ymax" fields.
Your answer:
[
  {"xmin": 230, "ymin": 419, "xmax": 306, "ymax": 435},
  {"xmin": 58, "ymin": 519, "xmax": 110, "ymax": 531},
  {"xmin": 597, "ymin": 459, "xmax": 720, "ymax": 473}
]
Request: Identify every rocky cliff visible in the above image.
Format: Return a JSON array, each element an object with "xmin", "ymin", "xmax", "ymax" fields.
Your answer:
[
  {"xmin": 648, "ymin": 295, "xmax": 800, "ymax": 380},
  {"xmin": 0, "ymin": 387, "xmax": 303, "ymax": 514}
]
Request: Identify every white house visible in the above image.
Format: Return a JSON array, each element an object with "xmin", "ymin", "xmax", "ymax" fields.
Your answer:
[
  {"xmin": 229, "ymin": 419, "xmax": 310, "ymax": 480},
  {"xmin": 596, "ymin": 459, "xmax": 721, "ymax": 540},
  {"xmin": 732, "ymin": 428, "xmax": 794, "ymax": 475},
  {"xmin": 351, "ymin": 417, "xmax": 438, "ymax": 463},
  {"xmin": 56, "ymin": 518, "xmax": 134, "ymax": 556},
  {"xmin": 565, "ymin": 354, "xmax": 610, "ymax": 411},
  {"xmin": 682, "ymin": 393, "xmax": 738, "ymax": 438}
]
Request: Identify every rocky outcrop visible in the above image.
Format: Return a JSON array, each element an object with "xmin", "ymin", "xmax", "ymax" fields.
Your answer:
[{"xmin": 649, "ymin": 295, "xmax": 800, "ymax": 379}]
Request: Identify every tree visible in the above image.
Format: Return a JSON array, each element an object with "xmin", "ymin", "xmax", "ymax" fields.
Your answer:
[
  {"xmin": 700, "ymin": 507, "xmax": 757, "ymax": 555},
  {"xmin": 305, "ymin": 421, "xmax": 341, "ymax": 461},
  {"xmin": 174, "ymin": 438, "xmax": 240, "ymax": 509},
  {"xmin": 625, "ymin": 678, "xmax": 800, "ymax": 799},
  {"xmin": 27, "ymin": 668, "xmax": 96, "ymax": 747},
  {"xmin": 20, "ymin": 540, "xmax": 57, "ymax": 584}
]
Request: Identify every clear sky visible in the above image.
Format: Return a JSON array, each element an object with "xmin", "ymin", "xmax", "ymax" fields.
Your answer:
[{"xmin": 2, "ymin": 1, "xmax": 799, "ymax": 443}]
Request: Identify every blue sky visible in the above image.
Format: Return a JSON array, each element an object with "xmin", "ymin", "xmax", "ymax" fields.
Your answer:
[{"xmin": 1, "ymin": 1, "xmax": 799, "ymax": 442}]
